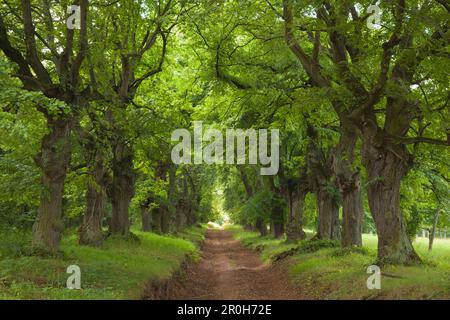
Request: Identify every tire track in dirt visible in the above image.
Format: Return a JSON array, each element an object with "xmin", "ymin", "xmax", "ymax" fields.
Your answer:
[{"xmin": 173, "ymin": 229, "xmax": 305, "ymax": 300}]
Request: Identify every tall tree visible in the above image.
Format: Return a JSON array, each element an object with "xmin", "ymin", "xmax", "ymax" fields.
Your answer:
[
  {"xmin": 0, "ymin": 0, "xmax": 89, "ymax": 251},
  {"xmin": 282, "ymin": 0, "xmax": 449, "ymax": 263}
]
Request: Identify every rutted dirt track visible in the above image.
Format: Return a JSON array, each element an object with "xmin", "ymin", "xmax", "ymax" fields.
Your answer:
[{"xmin": 173, "ymin": 229, "xmax": 305, "ymax": 300}]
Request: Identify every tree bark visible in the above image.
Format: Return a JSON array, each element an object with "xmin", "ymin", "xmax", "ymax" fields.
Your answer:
[
  {"xmin": 360, "ymin": 48, "xmax": 421, "ymax": 264},
  {"xmin": 161, "ymin": 205, "xmax": 171, "ymax": 234},
  {"xmin": 255, "ymin": 218, "xmax": 267, "ymax": 236},
  {"xmin": 286, "ymin": 182, "xmax": 307, "ymax": 241},
  {"xmin": 273, "ymin": 222, "xmax": 284, "ymax": 238},
  {"xmin": 334, "ymin": 127, "xmax": 363, "ymax": 247},
  {"xmin": 79, "ymin": 183, "xmax": 106, "ymax": 245},
  {"xmin": 152, "ymin": 207, "xmax": 163, "ymax": 234},
  {"xmin": 306, "ymin": 124, "xmax": 341, "ymax": 241},
  {"xmin": 429, "ymin": 208, "xmax": 440, "ymax": 251},
  {"xmin": 151, "ymin": 161, "xmax": 172, "ymax": 234},
  {"xmin": 340, "ymin": 175, "xmax": 363, "ymax": 247},
  {"xmin": 268, "ymin": 176, "xmax": 286, "ymax": 238},
  {"xmin": 271, "ymin": 193, "xmax": 286, "ymax": 238},
  {"xmin": 175, "ymin": 176, "xmax": 190, "ymax": 231},
  {"xmin": 165, "ymin": 165, "xmax": 177, "ymax": 233},
  {"xmin": 316, "ymin": 186, "xmax": 341, "ymax": 240},
  {"xmin": 175, "ymin": 199, "xmax": 188, "ymax": 231},
  {"xmin": 32, "ymin": 117, "xmax": 72, "ymax": 251},
  {"xmin": 363, "ymin": 139, "xmax": 420, "ymax": 264},
  {"xmin": 185, "ymin": 170, "xmax": 200, "ymax": 225},
  {"xmin": 79, "ymin": 150, "xmax": 108, "ymax": 246},
  {"xmin": 110, "ymin": 138, "xmax": 135, "ymax": 235},
  {"xmin": 141, "ymin": 206, "xmax": 151, "ymax": 232}
]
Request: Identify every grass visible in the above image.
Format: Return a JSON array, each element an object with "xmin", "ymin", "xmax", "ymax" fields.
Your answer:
[
  {"xmin": 0, "ymin": 225, "xmax": 206, "ymax": 300},
  {"xmin": 228, "ymin": 225, "xmax": 450, "ymax": 300}
]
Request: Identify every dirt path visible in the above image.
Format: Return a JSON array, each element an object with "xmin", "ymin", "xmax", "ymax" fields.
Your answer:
[{"xmin": 174, "ymin": 229, "xmax": 304, "ymax": 300}]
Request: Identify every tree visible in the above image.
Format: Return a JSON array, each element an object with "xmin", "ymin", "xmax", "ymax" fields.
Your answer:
[
  {"xmin": 0, "ymin": 0, "xmax": 89, "ymax": 251},
  {"xmin": 78, "ymin": 0, "xmax": 189, "ymax": 237},
  {"xmin": 281, "ymin": 0, "xmax": 449, "ymax": 263}
]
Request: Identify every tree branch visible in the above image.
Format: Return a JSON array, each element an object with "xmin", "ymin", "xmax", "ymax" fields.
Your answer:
[
  {"xmin": 20, "ymin": 0, "xmax": 52, "ymax": 84},
  {"xmin": 0, "ymin": 14, "xmax": 40, "ymax": 90},
  {"xmin": 282, "ymin": 0, "xmax": 329, "ymax": 88},
  {"xmin": 71, "ymin": 0, "xmax": 89, "ymax": 87},
  {"xmin": 130, "ymin": 31, "xmax": 167, "ymax": 92}
]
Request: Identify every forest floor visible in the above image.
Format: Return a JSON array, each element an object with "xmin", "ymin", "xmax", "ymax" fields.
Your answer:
[{"xmin": 171, "ymin": 229, "xmax": 306, "ymax": 299}]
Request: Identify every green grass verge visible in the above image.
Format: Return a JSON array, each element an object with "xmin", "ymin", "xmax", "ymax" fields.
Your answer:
[
  {"xmin": 228, "ymin": 225, "xmax": 450, "ymax": 300},
  {"xmin": 0, "ymin": 225, "xmax": 206, "ymax": 300}
]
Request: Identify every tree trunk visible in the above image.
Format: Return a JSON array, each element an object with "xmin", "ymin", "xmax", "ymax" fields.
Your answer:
[
  {"xmin": 239, "ymin": 167, "xmax": 253, "ymax": 198},
  {"xmin": 110, "ymin": 139, "xmax": 135, "ymax": 235},
  {"xmin": 363, "ymin": 141, "xmax": 420, "ymax": 264},
  {"xmin": 429, "ymin": 208, "xmax": 440, "ymax": 251},
  {"xmin": 141, "ymin": 206, "xmax": 151, "ymax": 232},
  {"xmin": 165, "ymin": 165, "xmax": 177, "ymax": 233},
  {"xmin": 175, "ymin": 199, "xmax": 188, "ymax": 231},
  {"xmin": 360, "ymin": 38, "xmax": 422, "ymax": 264},
  {"xmin": 32, "ymin": 117, "xmax": 72, "ymax": 251},
  {"xmin": 340, "ymin": 177, "xmax": 363, "ymax": 247},
  {"xmin": 286, "ymin": 180, "xmax": 307, "ymax": 241},
  {"xmin": 271, "ymin": 193, "xmax": 285, "ymax": 238},
  {"xmin": 306, "ymin": 123, "xmax": 341, "ymax": 241},
  {"xmin": 161, "ymin": 205, "xmax": 170, "ymax": 234},
  {"xmin": 79, "ymin": 155, "xmax": 107, "ymax": 246},
  {"xmin": 316, "ymin": 187, "xmax": 341, "ymax": 240},
  {"xmin": 79, "ymin": 183, "xmax": 106, "ymax": 245},
  {"xmin": 175, "ymin": 177, "xmax": 190, "ymax": 231},
  {"xmin": 152, "ymin": 207, "xmax": 163, "ymax": 234},
  {"xmin": 334, "ymin": 127, "xmax": 363, "ymax": 247},
  {"xmin": 255, "ymin": 218, "xmax": 267, "ymax": 236},
  {"xmin": 273, "ymin": 223, "xmax": 284, "ymax": 238}
]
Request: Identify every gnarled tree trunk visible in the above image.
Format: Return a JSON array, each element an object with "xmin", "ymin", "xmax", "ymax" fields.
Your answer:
[
  {"xmin": 340, "ymin": 173, "xmax": 363, "ymax": 247},
  {"xmin": 307, "ymin": 124, "xmax": 341, "ymax": 241},
  {"xmin": 363, "ymin": 139, "xmax": 420, "ymax": 264},
  {"xmin": 79, "ymin": 150, "xmax": 108, "ymax": 246},
  {"xmin": 110, "ymin": 138, "xmax": 135, "ymax": 235},
  {"xmin": 334, "ymin": 127, "xmax": 363, "ymax": 247},
  {"xmin": 285, "ymin": 172, "xmax": 308, "ymax": 241},
  {"xmin": 316, "ymin": 186, "xmax": 341, "ymax": 240},
  {"xmin": 32, "ymin": 117, "xmax": 72, "ymax": 251},
  {"xmin": 360, "ymin": 48, "xmax": 421, "ymax": 264},
  {"xmin": 79, "ymin": 183, "xmax": 106, "ymax": 245}
]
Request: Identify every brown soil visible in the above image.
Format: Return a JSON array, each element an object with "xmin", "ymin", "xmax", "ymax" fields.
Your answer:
[{"xmin": 170, "ymin": 229, "xmax": 306, "ymax": 300}]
